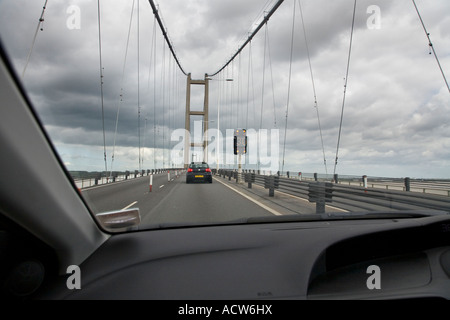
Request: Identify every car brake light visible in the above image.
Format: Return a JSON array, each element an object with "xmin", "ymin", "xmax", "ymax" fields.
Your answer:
[
  {"xmin": 188, "ymin": 168, "xmax": 193, "ymax": 172},
  {"xmin": 205, "ymin": 168, "xmax": 211, "ymax": 172}
]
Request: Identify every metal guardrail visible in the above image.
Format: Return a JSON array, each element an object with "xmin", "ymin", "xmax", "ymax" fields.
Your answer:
[
  {"xmin": 216, "ymin": 169, "xmax": 450, "ymax": 197},
  {"xmin": 339, "ymin": 180, "xmax": 450, "ymax": 196},
  {"xmin": 73, "ymin": 168, "xmax": 184, "ymax": 189},
  {"xmin": 289, "ymin": 172, "xmax": 450, "ymax": 196},
  {"xmin": 74, "ymin": 175, "xmax": 125, "ymax": 189},
  {"xmin": 215, "ymin": 169, "xmax": 450, "ymax": 214}
]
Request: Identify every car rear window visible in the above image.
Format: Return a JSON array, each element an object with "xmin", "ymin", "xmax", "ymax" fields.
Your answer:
[{"xmin": 190, "ymin": 163, "xmax": 209, "ymax": 169}]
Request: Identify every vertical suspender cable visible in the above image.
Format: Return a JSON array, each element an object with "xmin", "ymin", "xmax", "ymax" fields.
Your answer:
[
  {"xmin": 174, "ymin": 59, "xmax": 177, "ymax": 162},
  {"xmin": 412, "ymin": 0, "xmax": 449, "ymax": 94},
  {"xmin": 97, "ymin": 0, "xmax": 108, "ymax": 174},
  {"xmin": 246, "ymin": 42, "xmax": 253, "ymax": 130},
  {"xmin": 258, "ymin": 22, "xmax": 269, "ymax": 172},
  {"xmin": 110, "ymin": 0, "xmax": 136, "ymax": 177},
  {"xmin": 22, "ymin": 0, "xmax": 48, "ymax": 78},
  {"xmin": 146, "ymin": 15, "xmax": 157, "ymax": 169},
  {"xmin": 216, "ymin": 71, "xmax": 223, "ymax": 170},
  {"xmin": 266, "ymin": 24, "xmax": 277, "ymax": 129},
  {"xmin": 260, "ymin": 22, "xmax": 268, "ymax": 132},
  {"xmin": 168, "ymin": 52, "xmax": 174, "ymax": 166},
  {"xmin": 167, "ymin": 54, "xmax": 171, "ymax": 167},
  {"xmin": 281, "ymin": 0, "xmax": 296, "ymax": 175},
  {"xmin": 152, "ymin": 17, "xmax": 157, "ymax": 169},
  {"xmin": 161, "ymin": 43, "xmax": 166, "ymax": 169},
  {"xmin": 137, "ymin": 0, "xmax": 142, "ymax": 172},
  {"xmin": 333, "ymin": 0, "xmax": 357, "ymax": 176},
  {"xmin": 298, "ymin": 0, "xmax": 327, "ymax": 175},
  {"xmin": 172, "ymin": 56, "xmax": 175, "ymax": 167}
]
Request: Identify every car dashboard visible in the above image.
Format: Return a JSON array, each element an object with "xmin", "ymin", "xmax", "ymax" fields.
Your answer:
[{"xmin": 21, "ymin": 214, "xmax": 450, "ymax": 300}]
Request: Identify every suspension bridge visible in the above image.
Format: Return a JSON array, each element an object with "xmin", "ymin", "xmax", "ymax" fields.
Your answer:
[
  {"xmin": 93, "ymin": 0, "xmax": 351, "ymax": 176},
  {"xmin": 21, "ymin": 0, "xmax": 450, "ymax": 226}
]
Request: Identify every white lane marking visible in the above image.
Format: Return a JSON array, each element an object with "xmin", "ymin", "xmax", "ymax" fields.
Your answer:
[
  {"xmin": 214, "ymin": 178, "xmax": 282, "ymax": 216},
  {"xmin": 159, "ymin": 185, "xmax": 165, "ymax": 188},
  {"xmin": 324, "ymin": 204, "xmax": 349, "ymax": 212},
  {"xmin": 122, "ymin": 201, "xmax": 137, "ymax": 210}
]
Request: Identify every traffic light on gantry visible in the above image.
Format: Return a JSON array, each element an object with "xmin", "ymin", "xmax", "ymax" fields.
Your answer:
[{"xmin": 233, "ymin": 129, "xmax": 247, "ymax": 155}]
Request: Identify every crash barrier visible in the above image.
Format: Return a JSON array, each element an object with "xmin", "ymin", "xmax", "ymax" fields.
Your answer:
[
  {"xmin": 73, "ymin": 168, "xmax": 185, "ymax": 189},
  {"xmin": 295, "ymin": 172, "xmax": 450, "ymax": 197},
  {"xmin": 213, "ymin": 169, "xmax": 450, "ymax": 197},
  {"xmin": 215, "ymin": 169, "xmax": 450, "ymax": 214}
]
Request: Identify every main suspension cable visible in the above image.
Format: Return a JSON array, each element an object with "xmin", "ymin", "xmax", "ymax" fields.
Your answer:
[
  {"xmin": 209, "ymin": 0, "xmax": 284, "ymax": 77},
  {"xmin": 148, "ymin": 0, "xmax": 187, "ymax": 76}
]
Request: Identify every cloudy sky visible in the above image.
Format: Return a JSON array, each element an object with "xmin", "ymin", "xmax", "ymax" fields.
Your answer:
[{"xmin": 1, "ymin": 0, "xmax": 449, "ymax": 178}]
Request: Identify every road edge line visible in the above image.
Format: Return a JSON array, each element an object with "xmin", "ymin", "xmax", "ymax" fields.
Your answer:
[{"xmin": 214, "ymin": 177, "xmax": 283, "ymax": 216}]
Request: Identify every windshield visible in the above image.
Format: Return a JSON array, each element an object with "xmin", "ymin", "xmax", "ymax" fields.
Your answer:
[{"xmin": 1, "ymin": 0, "xmax": 449, "ymax": 231}]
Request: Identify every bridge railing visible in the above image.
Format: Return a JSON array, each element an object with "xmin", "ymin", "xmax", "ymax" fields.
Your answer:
[
  {"xmin": 215, "ymin": 169, "xmax": 450, "ymax": 214},
  {"xmin": 214, "ymin": 169, "xmax": 450, "ymax": 197},
  {"xmin": 72, "ymin": 168, "xmax": 185, "ymax": 190}
]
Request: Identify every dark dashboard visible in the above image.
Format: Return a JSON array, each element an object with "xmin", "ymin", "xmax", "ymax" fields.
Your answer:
[{"xmin": 13, "ymin": 214, "xmax": 448, "ymax": 300}]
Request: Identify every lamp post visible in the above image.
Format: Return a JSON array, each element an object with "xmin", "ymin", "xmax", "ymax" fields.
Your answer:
[
  {"xmin": 200, "ymin": 120, "xmax": 214, "ymax": 163},
  {"xmin": 205, "ymin": 75, "xmax": 233, "ymax": 172}
]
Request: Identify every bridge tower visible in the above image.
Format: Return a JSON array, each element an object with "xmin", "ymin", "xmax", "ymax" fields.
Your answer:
[{"xmin": 184, "ymin": 73, "xmax": 209, "ymax": 168}]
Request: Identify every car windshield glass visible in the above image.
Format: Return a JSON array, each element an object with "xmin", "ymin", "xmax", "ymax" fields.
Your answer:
[{"xmin": 0, "ymin": 0, "xmax": 449, "ymax": 232}]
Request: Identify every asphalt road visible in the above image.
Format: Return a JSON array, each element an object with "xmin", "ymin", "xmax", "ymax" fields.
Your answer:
[
  {"xmin": 81, "ymin": 171, "xmax": 450, "ymax": 231},
  {"xmin": 81, "ymin": 172, "xmax": 276, "ymax": 229}
]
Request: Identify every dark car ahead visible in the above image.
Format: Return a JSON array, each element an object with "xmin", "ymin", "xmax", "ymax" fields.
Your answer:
[{"xmin": 186, "ymin": 162, "xmax": 213, "ymax": 183}]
